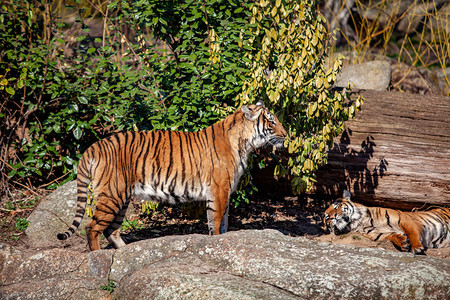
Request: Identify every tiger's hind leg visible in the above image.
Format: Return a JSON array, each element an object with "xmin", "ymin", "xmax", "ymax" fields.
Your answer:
[
  {"xmin": 103, "ymin": 199, "xmax": 131, "ymax": 249},
  {"xmin": 104, "ymin": 227, "xmax": 126, "ymax": 249},
  {"xmin": 86, "ymin": 195, "xmax": 123, "ymax": 251}
]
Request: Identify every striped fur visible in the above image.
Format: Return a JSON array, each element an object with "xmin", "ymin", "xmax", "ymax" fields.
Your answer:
[
  {"xmin": 57, "ymin": 101, "xmax": 287, "ymax": 250},
  {"xmin": 324, "ymin": 190, "xmax": 450, "ymax": 255}
]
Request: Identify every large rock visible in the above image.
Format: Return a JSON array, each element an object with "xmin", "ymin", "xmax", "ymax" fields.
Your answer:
[
  {"xmin": 335, "ymin": 60, "xmax": 391, "ymax": 91},
  {"xmin": 25, "ymin": 181, "xmax": 84, "ymax": 248},
  {"xmin": 1, "ymin": 230, "xmax": 449, "ymax": 299},
  {"xmin": 0, "ymin": 243, "xmax": 112, "ymax": 299}
]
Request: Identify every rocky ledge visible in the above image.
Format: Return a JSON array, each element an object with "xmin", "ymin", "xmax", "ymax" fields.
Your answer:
[{"xmin": 0, "ymin": 229, "xmax": 448, "ymax": 299}]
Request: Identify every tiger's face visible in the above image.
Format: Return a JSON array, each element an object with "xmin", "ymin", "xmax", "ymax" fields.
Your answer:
[
  {"xmin": 241, "ymin": 101, "xmax": 287, "ymax": 150},
  {"xmin": 324, "ymin": 201, "xmax": 353, "ymax": 234},
  {"xmin": 261, "ymin": 108, "xmax": 287, "ymax": 149},
  {"xmin": 324, "ymin": 190, "xmax": 354, "ymax": 234}
]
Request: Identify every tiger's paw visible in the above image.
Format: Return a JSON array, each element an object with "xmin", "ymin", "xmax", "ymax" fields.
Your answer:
[
  {"xmin": 401, "ymin": 244, "xmax": 411, "ymax": 252},
  {"xmin": 387, "ymin": 233, "xmax": 410, "ymax": 252},
  {"xmin": 399, "ymin": 236, "xmax": 411, "ymax": 252},
  {"xmin": 412, "ymin": 247, "xmax": 426, "ymax": 256}
]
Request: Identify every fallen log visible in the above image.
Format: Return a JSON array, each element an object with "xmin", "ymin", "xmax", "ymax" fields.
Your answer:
[{"xmin": 312, "ymin": 89, "xmax": 450, "ymax": 210}]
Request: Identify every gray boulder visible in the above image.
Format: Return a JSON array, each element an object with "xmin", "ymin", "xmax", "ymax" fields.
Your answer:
[
  {"xmin": 335, "ymin": 60, "xmax": 391, "ymax": 90},
  {"xmin": 1, "ymin": 230, "xmax": 448, "ymax": 299},
  {"xmin": 0, "ymin": 243, "xmax": 112, "ymax": 299},
  {"xmin": 25, "ymin": 181, "xmax": 84, "ymax": 248}
]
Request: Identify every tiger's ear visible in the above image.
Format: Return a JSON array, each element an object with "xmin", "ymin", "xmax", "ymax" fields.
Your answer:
[
  {"xmin": 255, "ymin": 100, "xmax": 265, "ymax": 107},
  {"xmin": 242, "ymin": 105, "xmax": 262, "ymax": 121},
  {"xmin": 343, "ymin": 190, "xmax": 351, "ymax": 200}
]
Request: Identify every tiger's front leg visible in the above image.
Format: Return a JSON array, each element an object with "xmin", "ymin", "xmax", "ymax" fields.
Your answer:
[
  {"xmin": 385, "ymin": 233, "xmax": 411, "ymax": 252},
  {"xmin": 206, "ymin": 188, "xmax": 230, "ymax": 235},
  {"xmin": 401, "ymin": 223, "xmax": 426, "ymax": 255},
  {"xmin": 219, "ymin": 202, "xmax": 230, "ymax": 234}
]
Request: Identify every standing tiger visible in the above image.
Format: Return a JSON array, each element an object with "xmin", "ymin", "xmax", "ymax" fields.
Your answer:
[
  {"xmin": 57, "ymin": 101, "xmax": 287, "ymax": 251},
  {"xmin": 324, "ymin": 190, "xmax": 450, "ymax": 255}
]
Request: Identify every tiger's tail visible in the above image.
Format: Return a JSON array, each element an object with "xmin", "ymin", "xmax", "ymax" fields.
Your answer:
[{"xmin": 57, "ymin": 150, "xmax": 93, "ymax": 241}]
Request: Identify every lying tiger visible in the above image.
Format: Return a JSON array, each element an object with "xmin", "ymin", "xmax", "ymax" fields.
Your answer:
[
  {"xmin": 324, "ymin": 190, "xmax": 450, "ymax": 255},
  {"xmin": 58, "ymin": 101, "xmax": 287, "ymax": 251}
]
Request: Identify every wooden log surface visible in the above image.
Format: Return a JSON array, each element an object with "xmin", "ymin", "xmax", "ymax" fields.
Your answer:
[{"xmin": 312, "ymin": 89, "xmax": 450, "ymax": 210}]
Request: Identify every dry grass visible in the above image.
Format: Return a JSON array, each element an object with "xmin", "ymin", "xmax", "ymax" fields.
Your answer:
[{"xmin": 324, "ymin": 0, "xmax": 449, "ymax": 95}]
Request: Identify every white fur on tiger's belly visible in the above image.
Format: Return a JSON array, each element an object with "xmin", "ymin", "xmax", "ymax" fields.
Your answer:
[{"xmin": 133, "ymin": 182, "xmax": 211, "ymax": 204}]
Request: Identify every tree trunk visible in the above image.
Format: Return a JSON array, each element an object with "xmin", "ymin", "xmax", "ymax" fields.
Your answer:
[{"xmin": 312, "ymin": 89, "xmax": 450, "ymax": 210}]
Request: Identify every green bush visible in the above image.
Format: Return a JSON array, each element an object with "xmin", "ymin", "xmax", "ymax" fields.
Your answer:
[
  {"xmin": 0, "ymin": 0, "xmax": 359, "ymax": 204},
  {"xmin": 0, "ymin": 0, "xmax": 254, "ymax": 194}
]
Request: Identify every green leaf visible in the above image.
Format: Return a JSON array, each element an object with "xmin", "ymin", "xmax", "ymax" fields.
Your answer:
[
  {"xmin": 73, "ymin": 126, "xmax": 82, "ymax": 140},
  {"xmin": 5, "ymin": 86, "xmax": 15, "ymax": 95},
  {"xmin": 78, "ymin": 96, "xmax": 88, "ymax": 104},
  {"xmin": 8, "ymin": 168, "xmax": 17, "ymax": 178},
  {"xmin": 159, "ymin": 18, "xmax": 167, "ymax": 25},
  {"xmin": 53, "ymin": 123, "xmax": 60, "ymax": 133}
]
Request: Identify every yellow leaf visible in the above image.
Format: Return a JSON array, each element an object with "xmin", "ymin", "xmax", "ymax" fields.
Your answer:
[
  {"xmin": 333, "ymin": 59, "xmax": 340, "ymax": 72},
  {"xmin": 86, "ymin": 207, "xmax": 93, "ymax": 218},
  {"xmin": 321, "ymin": 91, "xmax": 328, "ymax": 103},
  {"xmin": 319, "ymin": 141, "xmax": 325, "ymax": 151},
  {"xmin": 274, "ymin": 90, "xmax": 280, "ymax": 102},
  {"xmin": 312, "ymin": 34, "xmax": 318, "ymax": 47},
  {"xmin": 303, "ymin": 159, "xmax": 313, "ymax": 171},
  {"xmin": 308, "ymin": 104, "xmax": 314, "ymax": 116},
  {"xmin": 306, "ymin": 27, "xmax": 311, "ymax": 38},
  {"xmin": 315, "ymin": 76, "xmax": 323, "ymax": 89},
  {"xmin": 349, "ymin": 105, "xmax": 355, "ymax": 118},
  {"xmin": 274, "ymin": 164, "xmax": 280, "ymax": 175},
  {"xmin": 271, "ymin": 6, "xmax": 277, "ymax": 17},
  {"xmin": 288, "ymin": 140, "xmax": 294, "ymax": 153},
  {"xmin": 323, "ymin": 77, "xmax": 329, "ymax": 89},
  {"xmin": 271, "ymin": 28, "xmax": 277, "ymax": 41}
]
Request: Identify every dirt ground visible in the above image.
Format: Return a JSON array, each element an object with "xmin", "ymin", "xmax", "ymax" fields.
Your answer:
[
  {"xmin": 2, "ymin": 192, "xmax": 449, "ymax": 258},
  {"xmin": 114, "ymin": 194, "xmax": 450, "ymax": 258}
]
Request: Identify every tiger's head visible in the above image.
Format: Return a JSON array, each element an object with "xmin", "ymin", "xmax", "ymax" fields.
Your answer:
[
  {"xmin": 324, "ymin": 190, "xmax": 359, "ymax": 235},
  {"xmin": 240, "ymin": 101, "xmax": 287, "ymax": 150}
]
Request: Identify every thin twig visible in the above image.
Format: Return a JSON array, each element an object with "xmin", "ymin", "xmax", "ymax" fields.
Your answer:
[{"xmin": 38, "ymin": 172, "xmax": 70, "ymax": 189}]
